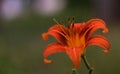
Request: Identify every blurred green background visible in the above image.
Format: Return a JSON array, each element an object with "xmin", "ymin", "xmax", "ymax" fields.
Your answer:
[{"xmin": 0, "ymin": 0, "xmax": 120, "ymax": 74}]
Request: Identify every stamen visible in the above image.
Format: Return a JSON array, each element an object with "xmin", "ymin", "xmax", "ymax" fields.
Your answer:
[
  {"xmin": 67, "ymin": 17, "xmax": 71, "ymax": 27},
  {"xmin": 53, "ymin": 18, "xmax": 60, "ymax": 25},
  {"xmin": 53, "ymin": 18, "xmax": 74, "ymax": 47},
  {"xmin": 72, "ymin": 17, "xmax": 75, "ymax": 27},
  {"xmin": 53, "ymin": 18, "xmax": 71, "ymax": 42}
]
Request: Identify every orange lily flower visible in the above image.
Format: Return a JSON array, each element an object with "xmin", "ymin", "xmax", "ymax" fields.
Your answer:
[{"xmin": 42, "ymin": 18, "xmax": 110, "ymax": 68}]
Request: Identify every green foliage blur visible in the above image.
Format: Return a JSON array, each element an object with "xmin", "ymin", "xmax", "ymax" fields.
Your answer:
[{"xmin": 0, "ymin": 0, "xmax": 120, "ymax": 74}]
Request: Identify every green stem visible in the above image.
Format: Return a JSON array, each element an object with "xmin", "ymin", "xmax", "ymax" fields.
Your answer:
[
  {"xmin": 72, "ymin": 68, "xmax": 78, "ymax": 74},
  {"xmin": 82, "ymin": 55, "xmax": 93, "ymax": 74}
]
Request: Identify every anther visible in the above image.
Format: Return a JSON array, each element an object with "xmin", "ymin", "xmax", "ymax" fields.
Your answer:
[
  {"xmin": 72, "ymin": 17, "xmax": 75, "ymax": 27},
  {"xmin": 67, "ymin": 16, "xmax": 71, "ymax": 27}
]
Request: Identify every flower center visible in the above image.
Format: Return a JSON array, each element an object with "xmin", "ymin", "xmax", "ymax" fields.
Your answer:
[{"xmin": 67, "ymin": 33, "xmax": 85, "ymax": 49}]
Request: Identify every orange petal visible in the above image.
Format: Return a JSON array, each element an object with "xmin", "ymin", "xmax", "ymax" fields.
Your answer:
[
  {"xmin": 43, "ymin": 25, "xmax": 68, "ymax": 45},
  {"xmin": 72, "ymin": 23, "xmax": 85, "ymax": 34},
  {"xmin": 43, "ymin": 43, "xmax": 66, "ymax": 63},
  {"xmin": 84, "ymin": 19, "xmax": 108, "ymax": 38},
  {"xmin": 86, "ymin": 35, "xmax": 110, "ymax": 53},
  {"xmin": 66, "ymin": 47, "xmax": 82, "ymax": 68}
]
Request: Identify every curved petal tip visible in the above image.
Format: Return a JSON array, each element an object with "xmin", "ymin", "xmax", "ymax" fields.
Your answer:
[
  {"xmin": 44, "ymin": 59, "xmax": 52, "ymax": 64},
  {"xmin": 42, "ymin": 33, "xmax": 48, "ymax": 40},
  {"xmin": 102, "ymin": 49, "xmax": 109, "ymax": 53},
  {"xmin": 103, "ymin": 28, "xmax": 109, "ymax": 33}
]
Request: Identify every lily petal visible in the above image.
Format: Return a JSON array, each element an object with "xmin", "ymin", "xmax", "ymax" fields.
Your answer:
[
  {"xmin": 43, "ymin": 43, "xmax": 66, "ymax": 63},
  {"xmin": 66, "ymin": 47, "xmax": 82, "ymax": 68},
  {"xmin": 84, "ymin": 19, "xmax": 108, "ymax": 38},
  {"xmin": 73, "ymin": 23, "xmax": 85, "ymax": 34},
  {"xmin": 86, "ymin": 35, "xmax": 110, "ymax": 53},
  {"xmin": 42, "ymin": 25, "xmax": 68, "ymax": 45}
]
